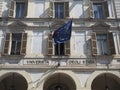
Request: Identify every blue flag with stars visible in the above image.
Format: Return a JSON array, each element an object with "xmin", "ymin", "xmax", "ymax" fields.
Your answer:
[{"xmin": 52, "ymin": 20, "xmax": 72, "ymax": 44}]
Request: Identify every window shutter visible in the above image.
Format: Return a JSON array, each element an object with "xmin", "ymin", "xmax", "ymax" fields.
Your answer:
[
  {"xmin": 89, "ymin": 1, "xmax": 94, "ymax": 18},
  {"xmin": 9, "ymin": 0, "xmax": 14, "ymax": 17},
  {"xmin": 108, "ymin": 32, "xmax": 115, "ymax": 55},
  {"xmin": 64, "ymin": 2, "xmax": 69, "ymax": 18},
  {"xmin": 65, "ymin": 41, "xmax": 70, "ymax": 55},
  {"xmin": 91, "ymin": 32, "xmax": 98, "ymax": 56},
  {"xmin": 20, "ymin": 33, "xmax": 27, "ymax": 55},
  {"xmin": 24, "ymin": 0, "xmax": 28, "ymax": 17},
  {"xmin": 49, "ymin": 2, "xmax": 53, "ymax": 18},
  {"xmin": 3, "ymin": 33, "xmax": 11, "ymax": 55},
  {"xmin": 48, "ymin": 33, "xmax": 53, "ymax": 55},
  {"xmin": 103, "ymin": 1, "xmax": 109, "ymax": 18}
]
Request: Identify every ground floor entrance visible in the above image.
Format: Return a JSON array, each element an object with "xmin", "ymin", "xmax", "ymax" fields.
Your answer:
[
  {"xmin": 0, "ymin": 72, "xmax": 28, "ymax": 90},
  {"xmin": 43, "ymin": 73, "xmax": 76, "ymax": 90}
]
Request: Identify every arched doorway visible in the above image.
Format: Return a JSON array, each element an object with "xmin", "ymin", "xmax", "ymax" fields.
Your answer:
[
  {"xmin": 0, "ymin": 72, "xmax": 28, "ymax": 90},
  {"xmin": 91, "ymin": 73, "xmax": 120, "ymax": 90},
  {"xmin": 43, "ymin": 73, "xmax": 76, "ymax": 90}
]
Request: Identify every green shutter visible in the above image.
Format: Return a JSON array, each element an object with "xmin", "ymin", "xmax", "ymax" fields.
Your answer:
[
  {"xmin": 65, "ymin": 41, "xmax": 70, "ymax": 55},
  {"xmin": 89, "ymin": 1, "xmax": 94, "ymax": 18},
  {"xmin": 91, "ymin": 32, "xmax": 98, "ymax": 56},
  {"xmin": 108, "ymin": 32, "xmax": 115, "ymax": 55},
  {"xmin": 3, "ymin": 33, "xmax": 11, "ymax": 55},
  {"xmin": 64, "ymin": 2, "xmax": 69, "ymax": 18},
  {"xmin": 49, "ymin": 2, "xmax": 53, "ymax": 18},
  {"xmin": 48, "ymin": 33, "xmax": 53, "ymax": 55},
  {"xmin": 20, "ymin": 33, "xmax": 27, "ymax": 55},
  {"xmin": 103, "ymin": 1, "xmax": 109, "ymax": 18},
  {"xmin": 9, "ymin": 0, "xmax": 14, "ymax": 17}
]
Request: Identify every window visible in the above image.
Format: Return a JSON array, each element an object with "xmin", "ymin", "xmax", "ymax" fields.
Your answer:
[
  {"xmin": 16, "ymin": 2, "xmax": 25, "ymax": 18},
  {"xmin": 55, "ymin": 43, "xmax": 65, "ymax": 55},
  {"xmin": 91, "ymin": 32, "xmax": 115, "ymax": 56},
  {"xmin": 47, "ymin": 34, "xmax": 70, "ymax": 56},
  {"xmin": 11, "ymin": 33, "xmax": 22, "ymax": 55},
  {"xmin": 89, "ymin": 1, "xmax": 109, "ymax": 18},
  {"xmin": 3, "ymin": 33, "xmax": 27, "ymax": 55},
  {"xmin": 54, "ymin": 3, "xmax": 64, "ymax": 18},
  {"xmin": 49, "ymin": 2, "xmax": 69, "ymax": 18},
  {"xmin": 93, "ymin": 3, "xmax": 104, "ymax": 18},
  {"xmin": 97, "ymin": 34, "xmax": 108, "ymax": 55},
  {"xmin": 8, "ymin": 0, "xmax": 28, "ymax": 18}
]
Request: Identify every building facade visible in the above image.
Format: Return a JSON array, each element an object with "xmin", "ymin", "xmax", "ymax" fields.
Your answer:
[{"xmin": 0, "ymin": 0, "xmax": 120, "ymax": 90}]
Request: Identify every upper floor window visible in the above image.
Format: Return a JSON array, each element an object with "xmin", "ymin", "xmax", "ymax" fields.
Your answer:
[
  {"xmin": 3, "ymin": 33, "xmax": 27, "ymax": 55},
  {"xmin": 47, "ymin": 34, "xmax": 70, "ymax": 56},
  {"xmin": 93, "ymin": 3, "xmax": 104, "ymax": 18},
  {"xmin": 89, "ymin": 1, "xmax": 109, "ymax": 18},
  {"xmin": 16, "ymin": 2, "xmax": 26, "ymax": 18},
  {"xmin": 91, "ymin": 32, "xmax": 115, "ymax": 56},
  {"xmin": 9, "ymin": 0, "xmax": 28, "ymax": 18},
  {"xmin": 49, "ymin": 2, "xmax": 69, "ymax": 18},
  {"xmin": 54, "ymin": 3, "xmax": 64, "ymax": 18}
]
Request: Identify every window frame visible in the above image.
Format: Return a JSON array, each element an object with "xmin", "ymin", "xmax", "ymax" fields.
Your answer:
[
  {"xmin": 3, "ymin": 33, "xmax": 27, "ymax": 56},
  {"xmin": 10, "ymin": 33, "xmax": 22, "ymax": 55},
  {"xmin": 54, "ymin": 43, "xmax": 65, "ymax": 56},
  {"xmin": 15, "ymin": 2, "xmax": 26, "ymax": 18},
  {"xmin": 54, "ymin": 2, "xmax": 65, "ymax": 19},
  {"xmin": 49, "ymin": 2, "xmax": 69, "ymax": 18},
  {"xmin": 93, "ymin": 3, "xmax": 104, "ymax": 18},
  {"xmin": 8, "ymin": 0, "xmax": 28, "ymax": 18},
  {"xmin": 89, "ymin": 0, "xmax": 109, "ymax": 18},
  {"xmin": 47, "ymin": 33, "xmax": 70, "ymax": 56},
  {"xmin": 91, "ymin": 31, "xmax": 115, "ymax": 56},
  {"xmin": 96, "ymin": 33, "xmax": 109, "ymax": 55}
]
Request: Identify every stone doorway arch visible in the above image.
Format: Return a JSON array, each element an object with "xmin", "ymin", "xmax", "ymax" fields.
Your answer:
[
  {"xmin": 43, "ymin": 73, "xmax": 76, "ymax": 90},
  {"xmin": 0, "ymin": 72, "xmax": 28, "ymax": 90},
  {"xmin": 91, "ymin": 73, "xmax": 120, "ymax": 90}
]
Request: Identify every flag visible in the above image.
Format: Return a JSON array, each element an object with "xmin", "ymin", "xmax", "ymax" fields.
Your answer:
[{"xmin": 52, "ymin": 20, "xmax": 72, "ymax": 44}]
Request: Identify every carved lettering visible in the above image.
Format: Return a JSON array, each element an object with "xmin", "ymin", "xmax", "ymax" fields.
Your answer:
[{"xmin": 25, "ymin": 60, "xmax": 49, "ymax": 65}]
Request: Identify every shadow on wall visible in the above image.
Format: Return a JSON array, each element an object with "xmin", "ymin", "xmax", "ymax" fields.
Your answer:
[
  {"xmin": 39, "ymin": 8, "xmax": 50, "ymax": 18},
  {"xmin": 69, "ymin": 1, "xmax": 84, "ymax": 18},
  {"xmin": 84, "ymin": 5, "xmax": 91, "ymax": 18},
  {"xmin": 2, "ymin": 0, "xmax": 11, "ymax": 17},
  {"xmin": 2, "ymin": 1, "xmax": 90, "ymax": 18},
  {"xmin": 39, "ymin": 2, "xmax": 85, "ymax": 18},
  {"xmin": 84, "ymin": 39, "xmax": 92, "ymax": 56}
]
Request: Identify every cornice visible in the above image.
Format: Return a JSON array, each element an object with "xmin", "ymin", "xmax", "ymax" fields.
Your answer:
[
  {"xmin": 0, "ymin": 26, "xmax": 119, "ymax": 31},
  {"xmin": 0, "ymin": 17, "xmax": 120, "ymax": 22}
]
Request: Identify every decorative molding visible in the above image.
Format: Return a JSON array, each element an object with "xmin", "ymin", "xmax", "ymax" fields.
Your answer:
[
  {"xmin": 91, "ymin": 22, "xmax": 110, "ymax": 30},
  {"xmin": 8, "ymin": 20, "xmax": 27, "ymax": 29}
]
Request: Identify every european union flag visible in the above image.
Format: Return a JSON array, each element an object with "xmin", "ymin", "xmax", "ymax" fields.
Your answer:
[{"xmin": 53, "ymin": 20, "xmax": 72, "ymax": 44}]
